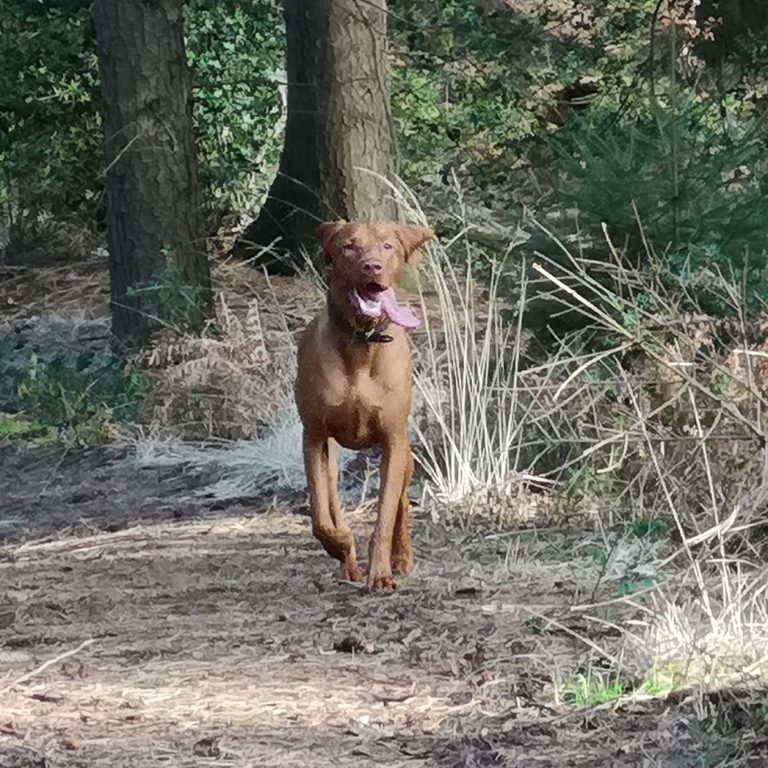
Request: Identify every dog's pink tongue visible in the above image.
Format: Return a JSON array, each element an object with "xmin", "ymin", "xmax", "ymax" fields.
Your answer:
[{"xmin": 379, "ymin": 288, "xmax": 420, "ymax": 329}]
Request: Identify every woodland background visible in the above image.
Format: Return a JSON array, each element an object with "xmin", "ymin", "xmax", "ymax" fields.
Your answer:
[{"xmin": 2, "ymin": 2, "xmax": 768, "ymax": 766}]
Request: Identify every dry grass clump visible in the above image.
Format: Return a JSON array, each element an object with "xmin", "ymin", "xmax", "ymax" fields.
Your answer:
[
  {"xmin": 404, "ymin": 190, "xmax": 768, "ymax": 539},
  {"xmin": 527, "ymin": 243, "xmax": 768, "ymax": 541},
  {"xmin": 137, "ymin": 293, "xmax": 290, "ymax": 439},
  {"xmin": 519, "ymin": 227, "xmax": 768, "ymax": 696}
]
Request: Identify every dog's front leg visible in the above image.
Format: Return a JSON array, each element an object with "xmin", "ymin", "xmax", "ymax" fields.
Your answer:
[
  {"xmin": 368, "ymin": 433, "xmax": 409, "ymax": 590},
  {"xmin": 327, "ymin": 438, "xmax": 363, "ymax": 582},
  {"xmin": 304, "ymin": 432, "xmax": 356, "ymax": 572}
]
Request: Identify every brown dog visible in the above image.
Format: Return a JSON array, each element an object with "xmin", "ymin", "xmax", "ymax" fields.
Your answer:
[{"xmin": 295, "ymin": 221, "xmax": 433, "ymax": 590}]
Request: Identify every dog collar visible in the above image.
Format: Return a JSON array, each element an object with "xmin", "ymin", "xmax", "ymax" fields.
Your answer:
[
  {"xmin": 351, "ymin": 326, "xmax": 393, "ymax": 345},
  {"xmin": 327, "ymin": 294, "xmax": 393, "ymax": 345}
]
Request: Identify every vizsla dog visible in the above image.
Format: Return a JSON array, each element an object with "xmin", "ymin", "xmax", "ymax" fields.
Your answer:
[{"xmin": 295, "ymin": 221, "xmax": 433, "ymax": 590}]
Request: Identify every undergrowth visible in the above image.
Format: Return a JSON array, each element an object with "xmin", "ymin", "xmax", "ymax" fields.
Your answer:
[
  {"xmin": 556, "ymin": 670, "xmax": 627, "ymax": 708},
  {"xmin": 0, "ymin": 341, "xmax": 147, "ymax": 445}
]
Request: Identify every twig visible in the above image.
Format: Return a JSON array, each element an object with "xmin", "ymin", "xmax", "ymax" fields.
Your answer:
[{"xmin": 0, "ymin": 639, "xmax": 95, "ymax": 695}]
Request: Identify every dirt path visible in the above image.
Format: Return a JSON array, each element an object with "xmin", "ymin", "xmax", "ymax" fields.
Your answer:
[{"xmin": 1, "ymin": 448, "xmax": 765, "ymax": 767}]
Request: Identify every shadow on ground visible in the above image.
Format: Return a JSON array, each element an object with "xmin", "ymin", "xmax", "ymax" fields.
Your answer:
[{"xmin": 0, "ymin": 443, "xmax": 282, "ymax": 543}]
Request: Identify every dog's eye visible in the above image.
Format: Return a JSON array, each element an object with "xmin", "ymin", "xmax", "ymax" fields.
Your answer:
[
  {"xmin": 382, "ymin": 242, "xmax": 393, "ymax": 250},
  {"xmin": 343, "ymin": 242, "xmax": 354, "ymax": 251}
]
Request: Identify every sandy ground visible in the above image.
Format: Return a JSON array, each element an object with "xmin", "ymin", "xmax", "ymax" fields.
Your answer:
[{"xmin": 2, "ymin": 446, "xmax": 767, "ymax": 768}]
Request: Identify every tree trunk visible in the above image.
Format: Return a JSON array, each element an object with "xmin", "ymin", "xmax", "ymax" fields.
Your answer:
[
  {"xmin": 93, "ymin": 0, "xmax": 212, "ymax": 347},
  {"xmin": 231, "ymin": 0, "xmax": 320, "ymax": 271},
  {"xmin": 315, "ymin": 0, "xmax": 397, "ymax": 221},
  {"xmin": 233, "ymin": 0, "xmax": 398, "ymax": 274}
]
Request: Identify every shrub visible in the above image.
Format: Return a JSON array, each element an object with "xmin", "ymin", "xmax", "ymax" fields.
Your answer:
[
  {"xmin": 186, "ymin": 0, "xmax": 284, "ymax": 227},
  {"xmin": 16, "ymin": 352, "xmax": 147, "ymax": 442},
  {"xmin": 551, "ymin": 102, "xmax": 768, "ymax": 312},
  {"xmin": 0, "ymin": 0, "xmax": 101, "ymax": 245}
]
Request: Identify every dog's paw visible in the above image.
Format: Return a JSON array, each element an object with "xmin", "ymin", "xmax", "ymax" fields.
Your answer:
[
  {"xmin": 366, "ymin": 569, "xmax": 397, "ymax": 591},
  {"xmin": 390, "ymin": 549, "xmax": 414, "ymax": 576},
  {"xmin": 341, "ymin": 560, "xmax": 364, "ymax": 583}
]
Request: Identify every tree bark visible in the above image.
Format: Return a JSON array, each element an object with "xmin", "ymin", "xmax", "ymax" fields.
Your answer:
[
  {"xmin": 231, "ymin": 0, "xmax": 320, "ymax": 270},
  {"xmin": 93, "ymin": 0, "xmax": 212, "ymax": 347},
  {"xmin": 315, "ymin": 0, "xmax": 397, "ymax": 221},
  {"xmin": 233, "ymin": 0, "xmax": 398, "ymax": 274}
]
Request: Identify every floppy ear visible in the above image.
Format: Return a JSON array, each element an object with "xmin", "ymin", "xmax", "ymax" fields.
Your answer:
[
  {"xmin": 317, "ymin": 220, "xmax": 347, "ymax": 263},
  {"xmin": 396, "ymin": 225, "xmax": 433, "ymax": 264}
]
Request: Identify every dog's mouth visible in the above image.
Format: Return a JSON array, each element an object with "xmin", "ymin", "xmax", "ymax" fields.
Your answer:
[
  {"xmin": 352, "ymin": 283, "xmax": 386, "ymax": 319},
  {"xmin": 360, "ymin": 281, "xmax": 388, "ymax": 300},
  {"xmin": 350, "ymin": 283, "xmax": 420, "ymax": 330}
]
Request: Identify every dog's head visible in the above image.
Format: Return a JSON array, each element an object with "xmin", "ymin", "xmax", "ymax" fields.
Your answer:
[
  {"xmin": 318, "ymin": 221, "xmax": 433, "ymax": 328},
  {"xmin": 318, "ymin": 220, "xmax": 432, "ymax": 288}
]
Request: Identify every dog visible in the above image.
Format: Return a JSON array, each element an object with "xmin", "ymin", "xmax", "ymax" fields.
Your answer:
[{"xmin": 295, "ymin": 220, "xmax": 433, "ymax": 589}]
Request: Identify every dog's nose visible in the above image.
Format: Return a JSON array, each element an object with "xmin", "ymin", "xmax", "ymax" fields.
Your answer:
[{"xmin": 362, "ymin": 259, "xmax": 384, "ymax": 275}]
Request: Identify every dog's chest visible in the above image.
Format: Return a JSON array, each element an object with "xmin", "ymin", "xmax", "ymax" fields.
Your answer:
[
  {"xmin": 322, "ymin": 376, "xmax": 382, "ymax": 447},
  {"xmin": 295, "ymin": 319, "xmax": 413, "ymax": 449},
  {"xmin": 320, "ymin": 369, "xmax": 406, "ymax": 449}
]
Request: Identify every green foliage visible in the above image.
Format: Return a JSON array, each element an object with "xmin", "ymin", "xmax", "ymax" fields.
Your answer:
[
  {"xmin": 558, "ymin": 669, "xmax": 626, "ymax": 707},
  {"xmin": 15, "ymin": 353, "xmax": 147, "ymax": 443},
  {"xmin": 553, "ymin": 103, "xmax": 768, "ymax": 311},
  {"xmin": 389, "ymin": 0, "xmax": 658, "ymax": 193},
  {"xmin": 591, "ymin": 547, "xmax": 609, "ymax": 567},
  {"xmin": 618, "ymin": 576, "xmax": 656, "ymax": 596},
  {"xmin": 0, "ymin": 0, "xmax": 101, "ymax": 239},
  {"xmin": 631, "ymin": 518, "xmax": 668, "ymax": 539},
  {"xmin": 186, "ymin": 0, "xmax": 284, "ymax": 226},
  {"xmin": 390, "ymin": 1, "xmax": 553, "ymax": 190},
  {"xmin": 0, "ymin": 413, "xmax": 56, "ymax": 446},
  {"xmin": 639, "ymin": 665, "xmax": 687, "ymax": 697}
]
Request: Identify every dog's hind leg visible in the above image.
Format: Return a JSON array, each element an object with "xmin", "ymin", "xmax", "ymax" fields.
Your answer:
[{"xmin": 391, "ymin": 447, "xmax": 415, "ymax": 576}]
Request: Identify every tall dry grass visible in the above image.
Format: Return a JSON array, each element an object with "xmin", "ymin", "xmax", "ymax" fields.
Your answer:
[{"xmin": 520, "ymin": 221, "xmax": 768, "ymax": 695}]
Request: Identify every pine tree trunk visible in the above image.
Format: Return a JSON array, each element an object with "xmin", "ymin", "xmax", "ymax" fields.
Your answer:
[
  {"xmin": 315, "ymin": 0, "xmax": 397, "ymax": 222},
  {"xmin": 93, "ymin": 0, "xmax": 212, "ymax": 347},
  {"xmin": 233, "ymin": 0, "xmax": 397, "ymax": 273}
]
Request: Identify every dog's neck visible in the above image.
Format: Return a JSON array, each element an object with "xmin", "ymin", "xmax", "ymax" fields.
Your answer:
[{"xmin": 326, "ymin": 282, "xmax": 393, "ymax": 346}]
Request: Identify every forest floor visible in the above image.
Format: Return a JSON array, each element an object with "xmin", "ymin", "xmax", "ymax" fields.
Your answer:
[
  {"xmin": 3, "ymin": 447, "xmax": 767, "ymax": 767},
  {"xmin": 2, "ymin": 256, "xmax": 767, "ymax": 767}
]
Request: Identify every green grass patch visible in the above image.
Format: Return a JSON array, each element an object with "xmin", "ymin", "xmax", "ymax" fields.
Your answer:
[
  {"xmin": 558, "ymin": 669, "xmax": 627, "ymax": 707},
  {"xmin": 0, "ymin": 413, "xmax": 57, "ymax": 446}
]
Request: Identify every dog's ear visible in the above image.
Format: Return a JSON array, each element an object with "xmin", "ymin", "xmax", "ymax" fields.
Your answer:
[
  {"xmin": 317, "ymin": 220, "xmax": 347, "ymax": 263},
  {"xmin": 395, "ymin": 225, "xmax": 433, "ymax": 264}
]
